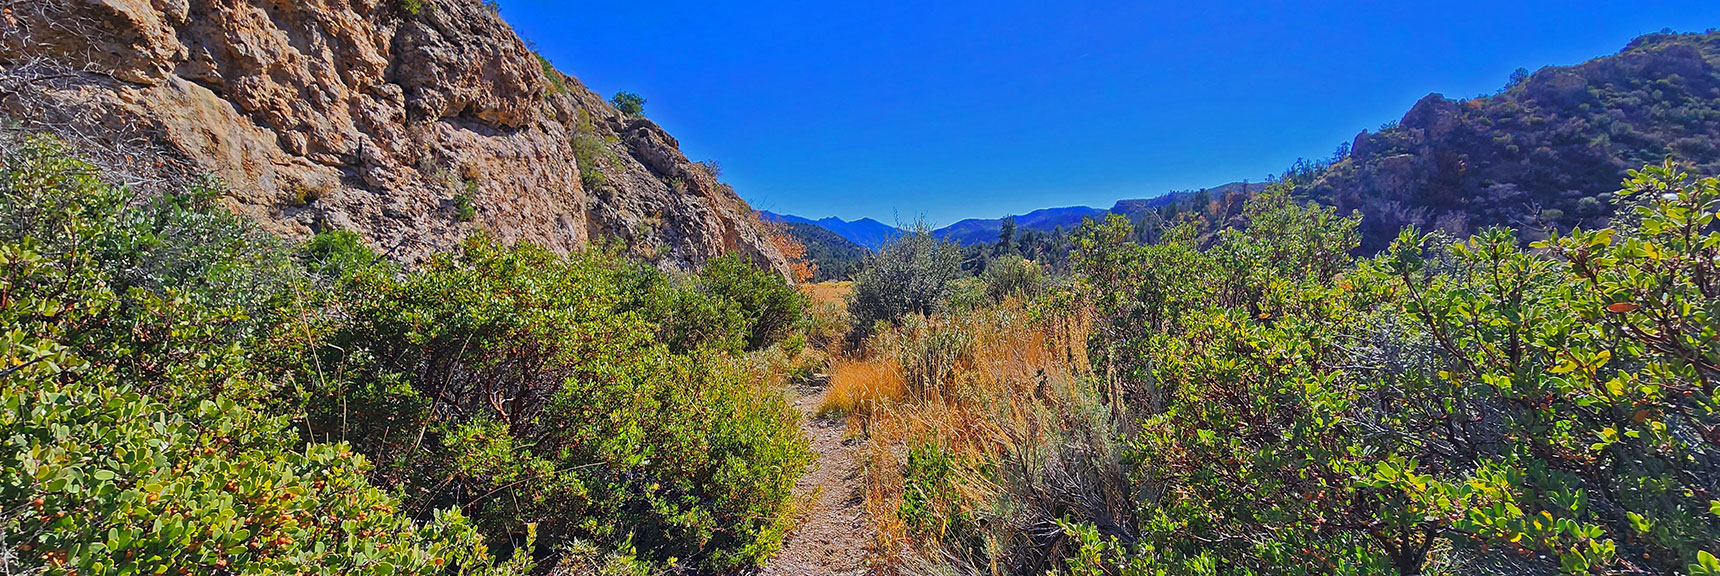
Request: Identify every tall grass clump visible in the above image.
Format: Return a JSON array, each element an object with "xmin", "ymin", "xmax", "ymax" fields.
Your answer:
[
  {"xmin": 800, "ymin": 280, "xmax": 853, "ymax": 352},
  {"xmin": 836, "ymin": 293, "xmax": 1131, "ymax": 574},
  {"xmin": 818, "ymin": 357, "xmax": 905, "ymax": 417}
]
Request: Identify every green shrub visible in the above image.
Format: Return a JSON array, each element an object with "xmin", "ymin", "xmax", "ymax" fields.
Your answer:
[
  {"xmin": 539, "ymin": 54, "xmax": 567, "ymax": 95},
  {"xmin": 695, "ymin": 255, "xmax": 806, "ymax": 351},
  {"xmin": 321, "ymin": 239, "xmax": 813, "ymax": 571},
  {"xmin": 898, "ymin": 441, "xmax": 974, "ymax": 538},
  {"xmin": 299, "ymin": 229, "xmax": 396, "ymax": 286},
  {"xmin": 938, "ymin": 276, "xmax": 988, "ymax": 312},
  {"xmin": 1062, "ymin": 167, "xmax": 1720, "ymax": 575},
  {"xmin": 454, "ymin": 183, "xmax": 478, "ymax": 222},
  {"xmin": 611, "ymin": 92, "xmax": 646, "ymax": 117},
  {"xmin": 0, "ymin": 135, "xmax": 524, "ymax": 575},
  {"xmin": 0, "ymin": 369, "xmax": 512, "ymax": 575},
  {"xmin": 0, "ymin": 134, "xmax": 812, "ymax": 574},
  {"xmin": 847, "ymin": 224, "xmax": 962, "ymax": 337},
  {"xmin": 980, "ymin": 254, "xmax": 1045, "ymax": 303},
  {"xmin": 572, "ymin": 113, "xmax": 612, "ymax": 190},
  {"xmin": 580, "ymin": 164, "xmax": 608, "ymax": 189},
  {"xmin": 0, "ymin": 135, "xmax": 303, "ymax": 410}
]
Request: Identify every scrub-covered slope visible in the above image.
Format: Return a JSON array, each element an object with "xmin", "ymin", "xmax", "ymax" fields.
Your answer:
[{"xmin": 1305, "ymin": 31, "xmax": 1720, "ymax": 251}]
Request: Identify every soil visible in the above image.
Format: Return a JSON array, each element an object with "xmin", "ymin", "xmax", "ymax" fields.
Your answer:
[{"xmin": 757, "ymin": 378, "xmax": 871, "ymax": 576}]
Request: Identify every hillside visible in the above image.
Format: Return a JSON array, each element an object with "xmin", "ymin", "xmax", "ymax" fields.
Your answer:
[
  {"xmin": 0, "ymin": 0, "xmax": 789, "ymax": 274},
  {"xmin": 768, "ymin": 182, "xmax": 1258, "ymax": 251},
  {"xmin": 925, "ymin": 182, "xmax": 1259, "ymax": 246},
  {"xmin": 1303, "ymin": 31, "xmax": 1720, "ymax": 251},
  {"xmin": 840, "ymin": 31, "xmax": 1720, "ymax": 256},
  {"xmin": 773, "ymin": 220, "xmax": 868, "ymax": 280}
]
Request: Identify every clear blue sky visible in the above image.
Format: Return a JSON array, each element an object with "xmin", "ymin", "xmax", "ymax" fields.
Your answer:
[{"xmin": 500, "ymin": 1, "xmax": 1720, "ymax": 226}]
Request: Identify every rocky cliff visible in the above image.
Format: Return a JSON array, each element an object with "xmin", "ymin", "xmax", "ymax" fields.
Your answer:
[{"xmin": 0, "ymin": 0, "xmax": 790, "ymax": 274}]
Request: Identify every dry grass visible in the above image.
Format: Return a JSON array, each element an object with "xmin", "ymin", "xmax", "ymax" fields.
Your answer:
[
  {"xmin": 802, "ymin": 280, "xmax": 852, "ymax": 307},
  {"xmin": 831, "ymin": 298, "xmax": 1110, "ymax": 573},
  {"xmin": 801, "ymin": 281, "xmax": 852, "ymax": 351},
  {"xmin": 817, "ymin": 357, "xmax": 905, "ymax": 417}
]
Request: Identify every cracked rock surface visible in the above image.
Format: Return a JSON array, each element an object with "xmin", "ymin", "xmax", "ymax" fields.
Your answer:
[{"xmin": 1, "ymin": 0, "xmax": 789, "ymax": 274}]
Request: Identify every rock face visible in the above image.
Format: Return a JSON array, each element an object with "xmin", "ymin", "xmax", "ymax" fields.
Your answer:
[{"xmin": 0, "ymin": 0, "xmax": 790, "ymax": 275}]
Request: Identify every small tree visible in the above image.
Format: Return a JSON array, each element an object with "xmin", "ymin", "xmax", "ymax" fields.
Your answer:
[
  {"xmin": 995, "ymin": 217, "xmax": 1016, "ymax": 257},
  {"xmin": 981, "ymin": 254, "xmax": 1045, "ymax": 303},
  {"xmin": 612, "ymin": 91, "xmax": 646, "ymax": 117},
  {"xmin": 1509, "ymin": 66, "xmax": 1532, "ymax": 87}
]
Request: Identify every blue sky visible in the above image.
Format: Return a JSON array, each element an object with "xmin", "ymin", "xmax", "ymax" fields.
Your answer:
[{"xmin": 500, "ymin": 1, "xmax": 1720, "ymax": 226}]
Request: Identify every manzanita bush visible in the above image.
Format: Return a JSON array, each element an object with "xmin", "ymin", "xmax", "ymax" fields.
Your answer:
[
  {"xmin": 1062, "ymin": 164, "xmax": 1720, "ymax": 574},
  {"xmin": 0, "ymin": 135, "xmax": 811, "ymax": 574}
]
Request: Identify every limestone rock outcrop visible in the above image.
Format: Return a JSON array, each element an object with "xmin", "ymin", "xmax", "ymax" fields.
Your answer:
[{"xmin": 0, "ymin": 0, "xmax": 790, "ymax": 275}]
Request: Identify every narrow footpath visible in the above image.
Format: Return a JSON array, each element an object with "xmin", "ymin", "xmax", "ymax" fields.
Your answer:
[{"xmin": 759, "ymin": 378, "xmax": 870, "ymax": 576}]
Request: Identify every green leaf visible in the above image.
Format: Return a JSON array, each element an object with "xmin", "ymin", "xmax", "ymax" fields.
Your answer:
[{"xmin": 1692, "ymin": 551, "xmax": 1720, "ymax": 576}]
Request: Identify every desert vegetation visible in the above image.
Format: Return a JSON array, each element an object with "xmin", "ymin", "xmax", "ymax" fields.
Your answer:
[
  {"xmin": 7, "ymin": 8, "xmax": 1720, "ymax": 574},
  {"xmin": 7, "ymin": 106, "xmax": 1719, "ymax": 576},
  {"xmin": 0, "ymin": 135, "xmax": 818, "ymax": 575},
  {"xmin": 826, "ymin": 163, "xmax": 1720, "ymax": 575},
  {"xmin": 611, "ymin": 92, "xmax": 647, "ymax": 118}
]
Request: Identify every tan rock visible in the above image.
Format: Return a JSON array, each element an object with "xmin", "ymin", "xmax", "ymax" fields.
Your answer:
[{"xmin": 0, "ymin": 0, "xmax": 791, "ymax": 276}]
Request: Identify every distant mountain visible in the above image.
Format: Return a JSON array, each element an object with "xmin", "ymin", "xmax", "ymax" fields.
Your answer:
[
  {"xmin": 769, "ymin": 220, "xmax": 868, "ymax": 281},
  {"xmin": 929, "ymin": 181, "xmax": 1265, "ymax": 246},
  {"xmin": 765, "ymin": 182, "xmax": 1266, "ymax": 251},
  {"xmin": 933, "ymin": 205, "xmax": 1108, "ymax": 245},
  {"xmin": 1299, "ymin": 31, "xmax": 1720, "ymax": 252},
  {"xmin": 760, "ymin": 211, "xmax": 901, "ymax": 251}
]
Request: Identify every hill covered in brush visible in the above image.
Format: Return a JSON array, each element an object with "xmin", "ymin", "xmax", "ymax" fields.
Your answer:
[
  {"xmin": 1301, "ymin": 31, "xmax": 1720, "ymax": 251},
  {"xmin": 762, "ymin": 211, "xmax": 902, "ymax": 251}
]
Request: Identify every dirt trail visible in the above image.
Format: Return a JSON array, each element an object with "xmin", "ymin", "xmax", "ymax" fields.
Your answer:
[{"xmin": 759, "ymin": 378, "xmax": 871, "ymax": 576}]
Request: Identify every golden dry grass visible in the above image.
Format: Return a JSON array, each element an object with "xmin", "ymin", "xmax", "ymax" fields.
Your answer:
[
  {"xmin": 800, "ymin": 281, "xmax": 852, "ymax": 351},
  {"xmin": 832, "ymin": 298, "xmax": 1097, "ymax": 571},
  {"xmin": 801, "ymin": 280, "xmax": 852, "ymax": 307},
  {"xmin": 817, "ymin": 357, "xmax": 905, "ymax": 417}
]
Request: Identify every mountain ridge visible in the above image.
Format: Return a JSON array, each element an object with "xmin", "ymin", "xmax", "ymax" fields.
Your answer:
[
  {"xmin": 766, "ymin": 181, "xmax": 1263, "ymax": 248},
  {"xmin": 760, "ymin": 211, "xmax": 901, "ymax": 250}
]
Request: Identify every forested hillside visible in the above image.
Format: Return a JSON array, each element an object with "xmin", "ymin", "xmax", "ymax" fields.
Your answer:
[{"xmin": 769, "ymin": 220, "xmax": 869, "ymax": 281}]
